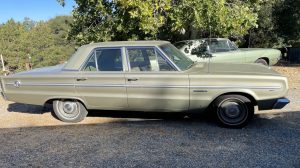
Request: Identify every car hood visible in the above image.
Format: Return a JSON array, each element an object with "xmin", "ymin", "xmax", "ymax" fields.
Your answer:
[
  {"xmin": 187, "ymin": 62, "xmax": 281, "ymax": 76},
  {"xmin": 13, "ymin": 64, "xmax": 65, "ymax": 76}
]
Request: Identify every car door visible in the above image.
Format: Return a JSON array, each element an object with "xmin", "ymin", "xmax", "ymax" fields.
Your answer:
[
  {"xmin": 124, "ymin": 47, "xmax": 189, "ymax": 112},
  {"xmin": 75, "ymin": 47, "xmax": 127, "ymax": 110}
]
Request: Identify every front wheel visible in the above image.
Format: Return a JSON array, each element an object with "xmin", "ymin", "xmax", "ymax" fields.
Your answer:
[
  {"xmin": 53, "ymin": 100, "xmax": 88, "ymax": 123},
  {"xmin": 213, "ymin": 95, "xmax": 254, "ymax": 128}
]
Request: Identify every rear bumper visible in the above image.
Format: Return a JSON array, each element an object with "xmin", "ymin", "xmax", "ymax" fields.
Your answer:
[{"xmin": 258, "ymin": 97, "xmax": 290, "ymax": 110}]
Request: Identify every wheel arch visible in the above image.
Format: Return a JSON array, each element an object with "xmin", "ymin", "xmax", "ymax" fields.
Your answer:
[
  {"xmin": 44, "ymin": 97, "xmax": 87, "ymax": 109},
  {"xmin": 256, "ymin": 57, "xmax": 269, "ymax": 65},
  {"xmin": 208, "ymin": 92, "xmax": 257, "ymax": 108}
]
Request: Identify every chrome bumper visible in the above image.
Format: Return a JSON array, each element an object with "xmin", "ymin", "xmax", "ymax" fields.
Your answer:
[{"xmin": 272, "ymin": 98, "xmax": 290, "ymax": 109}]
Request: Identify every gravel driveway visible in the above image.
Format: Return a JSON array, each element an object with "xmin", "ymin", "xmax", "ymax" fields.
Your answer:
[{"xmin": 0, "ymin": 66, "xmax": 299, "ymax": 167}]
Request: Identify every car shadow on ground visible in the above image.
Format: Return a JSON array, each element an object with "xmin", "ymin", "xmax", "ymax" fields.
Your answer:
[
  {"xmin": 7, "ymin": 103, "xmax": 52, "ymax": 114},
  {"xmin": 7, "ymin": 102, "xmax": 213, "ymax": 120},
  {"xmin": 86, "ymin": 110, "xmax": 300, "ymax": 129},
  {"xmin": 6, "ymin": 103, "xmax": 300, "ymax": 129},
  {"xmin": 6, "ymin": 102, "xmax": 218, "ymax": 125}
]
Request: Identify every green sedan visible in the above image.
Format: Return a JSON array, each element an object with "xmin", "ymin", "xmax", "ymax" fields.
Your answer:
[
  {"xmin": 174, "ymin": 38, "xmax": 281, "ymax": 66},
  {"xmin": 0, "ymin": 41, "xmax": 289, "ymax": 128}
]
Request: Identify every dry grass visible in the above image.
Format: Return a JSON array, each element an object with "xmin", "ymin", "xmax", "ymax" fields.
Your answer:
[{"xmin": 273, "ymin": 64, "xmax": 300, "ymax": 89}]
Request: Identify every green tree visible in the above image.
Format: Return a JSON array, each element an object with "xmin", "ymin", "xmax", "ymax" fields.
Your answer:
[
  {"xmin": 274, "ymin": 0, "xmax": 300, "ymax": 45},
  {"xmin": 22, "ymin": 16, "xmax": 76, "ymax": 69},
  {"xmin": 60, "ymin": 0, "xmax": 263, "ymax": 45},
  {"xmin": 0, "ymin": 19, "xmax": 26, "ymax": 71},
  {"xmin": 245, "ymin": 0, "xmax": 283, "ymax": 48},
  {"xmin": 243, "ymin": 0, "xmax": 299, "ymax": 48},
  {"xmin": 23, "ymin": 17, "xmax": 36, "ymax": 31},
  {"xmin": 0, "ymin": 16, "xmax": 76, "ymax": 72}
]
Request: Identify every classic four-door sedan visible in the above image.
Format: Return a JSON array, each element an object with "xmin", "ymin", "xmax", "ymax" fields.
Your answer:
[
  {"xmin": 174, "ymin": 38, "xmax": 282, "ymax": 66},
  {"xmin": 0, "ymin": 41, "xmax": 289, "ymax": 127}
]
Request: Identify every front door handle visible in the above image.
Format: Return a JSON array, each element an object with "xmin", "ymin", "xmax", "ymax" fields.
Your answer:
[
  {"xmin": 76, "ymin": 77, "xmax": 87, "ymax": 81},
  {"xmin": 127, "ymin": 78, "xmax": 138, "ymax": 82}
]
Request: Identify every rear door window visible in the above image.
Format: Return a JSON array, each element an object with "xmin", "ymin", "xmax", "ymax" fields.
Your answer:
[{"xmin": 83, "ymin": 48, "xmax": 123, "ymax": 71}]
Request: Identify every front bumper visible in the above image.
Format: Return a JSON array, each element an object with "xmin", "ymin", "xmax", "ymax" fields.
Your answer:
[
  {"xmin": 272, "ymin": 98, "xmax": 290, "ymax": 109},
  {"xmin": 258, "ymin": 97, "xmax": 290, "ymax": 110}
]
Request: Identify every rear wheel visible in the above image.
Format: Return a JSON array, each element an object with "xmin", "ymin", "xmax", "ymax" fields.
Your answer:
[
  {"xmin": 53, "ymin": 100, "xmax": 88, "ymax": 123},
  {"xmin": 213, "ymin": 95, "xmax": 254, "ymax": 128},
  {"xmin": 255, "ymin": 58, "xmax": 268, "ymax": 66}
]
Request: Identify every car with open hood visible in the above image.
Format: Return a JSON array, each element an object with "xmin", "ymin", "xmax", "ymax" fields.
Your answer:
[
  {"xmin": 174, "ymin": 38, "xmax": 282, "ymax": 66},
  {"xmin": 0, "ymin": 41, "xmax": 289, "ymax": 127}
]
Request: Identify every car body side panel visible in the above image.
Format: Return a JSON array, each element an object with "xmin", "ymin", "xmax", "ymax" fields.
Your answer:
[
  {"xmin": 189, "ymin": 74, "xmax": 288, "ymax": 111},
  {"xmin": 75, "ymin": 72, "xmax": 127, "ymax": 110},
  {"xmin": 125, "ymin": 72, "xmax": 189, "ymax": 112},
  {"xmin": 210, "ymin": 50, "xmax": 245, "ymax": 63},
  {"xmin": 242, "ymin": 48, "xmax": 281, "ymax": 65},
  {"xmin": 2, "ymin": 72, "xmax": 79, "ymax": 105},
  {"xmin": 187, "ymin": 50, "xmax": 245, "ymax": 63}
]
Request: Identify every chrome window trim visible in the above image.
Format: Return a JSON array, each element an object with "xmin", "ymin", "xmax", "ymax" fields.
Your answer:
[
  {"xmin": 155, "ymin": 47, "xmax": 178, "ymax": 71},
  {"xmin": 125, "ymin": 46, "xmax": 178, "ymax": 72},
  {"xmin": 79, "ymin": 47, "xmax": 124, "ymax": 72},
  {"xmin": 79, "ymin": 49, "xmax": 95, "ymax": 71},
  {"xmin": 121, "ymin": 47, "xmax": 128, "ymax": 72},
  {"xmin": 155, "ymin": 46, "xmax": 181, "ymax": 71},
  {"xmin": 94, "ymin": 50, "xmax": 99, "ymax": 71},
  {"xmin": 124, "ymin": 47, "xmax": 132, "ymax": 72}
]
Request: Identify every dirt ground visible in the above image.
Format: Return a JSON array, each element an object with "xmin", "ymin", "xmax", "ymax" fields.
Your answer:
[
  {"xmin": 0, "ymin": 65, "xmax": 299, "ymax": 128},
  {"xmin": 0, "ymin": 65, "xmax": 299, "ymax": 168}
]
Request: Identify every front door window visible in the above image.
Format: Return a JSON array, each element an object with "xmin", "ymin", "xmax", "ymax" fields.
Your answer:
[
  {"xmin": 126, "ymin": 47, "xmax": 175, "ymax": 72},
  {"xmin": 83, "ymin": 48, "xmax": 123, "ymax": 71}
]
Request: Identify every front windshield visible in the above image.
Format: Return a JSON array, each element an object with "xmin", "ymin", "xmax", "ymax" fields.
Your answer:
[
  {"xmin": 207, "ymin": 39, "xmax": 238, "ymax": 52},
  {"xmin": 209, "ymin": 40, "xmax": 229, "ymax": 53},
  {"xmin": 228, "ymin": 40, "xmax": 238, "ymax": 50},
  {"xmin": 159, "ymin": 44, "xmax": 194, "ymax": 71}
]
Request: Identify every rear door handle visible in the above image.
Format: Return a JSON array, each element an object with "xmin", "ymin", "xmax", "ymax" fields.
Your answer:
[
  {"xmin": 127, "ymin": 78, "xmax": 138, "ymax": 82},
  {"xmin": 76, "ymin": 77, "xmax": 87, "ymax": 81}
]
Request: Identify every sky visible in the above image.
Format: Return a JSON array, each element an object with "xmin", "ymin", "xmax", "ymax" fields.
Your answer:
[{"xmin": 0, "ymin": 0, "xmax": 76, "ymax": 23}]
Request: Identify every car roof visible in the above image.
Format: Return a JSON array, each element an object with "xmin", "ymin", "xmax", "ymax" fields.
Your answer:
[
  {"xmin": 64, "ymin": 40, "xmax": 171, "ymax": 70},
  {"xmin": 81, "ymin": 40, "xmax": 170, "ymax": 47}
]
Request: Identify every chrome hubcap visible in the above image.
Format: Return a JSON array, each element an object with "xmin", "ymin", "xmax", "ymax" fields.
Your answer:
[
  {"xmin": 223, "ymin": 102, "xmax": 241, "ymax": 118},
  {"xmin": 218, "ymin": 99, "xmax": 248, "ymax": 125},
  {"xmin": 63, "ymin": 102, "xmax": 77, "ymax": 114}
]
